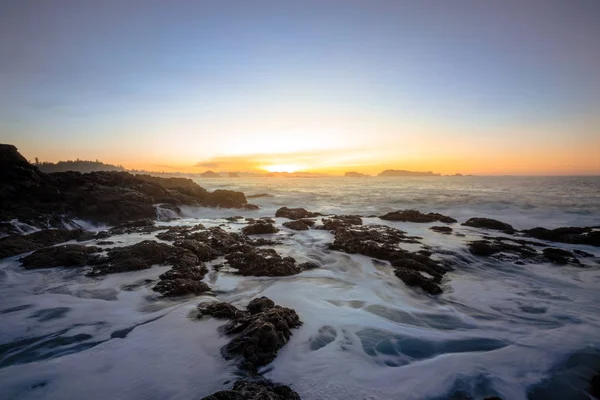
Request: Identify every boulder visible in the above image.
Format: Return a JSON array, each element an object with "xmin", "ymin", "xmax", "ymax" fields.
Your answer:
[
  {"xmin": 201, "ymin": 379, "xmax": 300, "ymax": 400},
  {"xmin": 20, "ymin": 244, "xmax": 102, "ymax": 269},
  {"xmin": 330, "ymin": 225, "xmax": 446, "ymax": 294},
  {"xmin": 283, "ymin": 220, "xmax": 310, "ymax": 231},
  {"xmin": 198, "ymin": 297, "xmax": 301, "ymax": 372},
  {"xmin": 242, "ymin": 222, "xmax": 279, "ymax": 235},
  {"xmin": 88, "ymin": 240, "xmax": 200, "ymax": 276},
  {"xmin": 320, "ymin": 215, "xmax": 363, "ymax": 232},
  {"xmin": 380, "ymin": 210, "xmax": 457, "ymax": 223},
  {"xmin": 522, "ymin": 226, "xmax": 600, "ymax": 247},
  {"xmin": 430, "ymin": 226, "xmax": 453, "ymax": 234},
  {"xmin": 275, "ymin": 207, "xmax": 321, "ymax": 220},
  {"xmin": 0, "ymin": 228, "xmax": 85, "ymax": 259},
  {"xmin": 225, "ymin": 248, "xmax": 303, "ymax": 276},
  {"xmin": 462, "ymin": 218, "xmax": 515, "ymax": 233},
  {"xmin": 542, "ymin": 248, "xmax": 580, "ymax": 265}
]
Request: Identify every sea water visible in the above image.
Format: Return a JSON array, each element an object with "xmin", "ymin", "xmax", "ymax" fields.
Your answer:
[{"xmin": 0, "ymin": 176, "xmax": 599, "ymax": 399}]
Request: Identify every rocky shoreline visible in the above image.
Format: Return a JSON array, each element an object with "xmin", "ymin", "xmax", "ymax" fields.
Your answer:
[{"xmin": 1, "ymin": 143, "xmax": 599, "ymax": 399}]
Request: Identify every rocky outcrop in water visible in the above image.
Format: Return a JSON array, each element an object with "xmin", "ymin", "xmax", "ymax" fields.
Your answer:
[
  {"xmin": 20, "ymin": 244, "xmax": 102, "ymax": 269},
  {"xmin": 88, "ymin": 240, "xmax": 201, "ymax": 276},
  {"xmin": 0, "ymin": 229, "xmax": 86, "ymax": 259},
  {"xmin": 201, "ymin": 379, "xmax": 301, "ymax": 400},
  {"xmin": 330, "ymin": 225, "xmax": 448, "ymax": 294},
  {"xmin": 522, "ymin": 226, "xmax": 600, "ymax": 247},
  {"xmin": 198, "ymin": 297, "xmax": 302, "ymax": 373},
  {"xmin": 320, "ymin": 215, "xmax": 363, "ymax": 232},
  {"xmin": 462, "ymin": 218, "xmax": 515, "ymax": 233},
  {"xmin": 242, "ymin": 221, "xmax": 280, "ymax": 235},
  {"xmin": 379, "ymin": 210, "xmax": 457, "ymax": 223},
  {"xmin": 225, "ymin": 247, "xmax": 317, "ymax": 276},
  {"xmin": 0, "ymin": 144, "xmax": 256, "ymax": 228},
  {"xmin": 283, "ymin": 220, "xmax": 310, "ymax": 231},
  {"xmin": 275, "ymin": 207, "xmax": 321, "ymax": 220},
  {"xmin": 430, "ymin": 226, "xmax": 453, "ymax": 234}
]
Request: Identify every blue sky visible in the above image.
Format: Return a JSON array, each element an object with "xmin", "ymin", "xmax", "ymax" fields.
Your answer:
[{"xmin": 1, "ymin": 0, "xmax": 599, "ymax": 174}]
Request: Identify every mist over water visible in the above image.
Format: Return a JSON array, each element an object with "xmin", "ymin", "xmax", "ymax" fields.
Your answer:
[
  {"xmin": 193, "ymin": 176, "xmax": 600, "ymax": 228},
  {"xmin": 1, "ymin": 176, "xmax": 599, "ymax": 400}
]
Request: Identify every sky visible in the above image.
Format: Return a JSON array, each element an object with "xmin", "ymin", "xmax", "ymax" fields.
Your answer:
[{"xmin": 1, "ymin": 0, "xmax": 599, "ymax": 175}]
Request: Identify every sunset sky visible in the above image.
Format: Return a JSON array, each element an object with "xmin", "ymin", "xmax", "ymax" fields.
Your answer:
[{"xmin": 1, "ymin": 0, "xmax": 599, "ymax": 175}]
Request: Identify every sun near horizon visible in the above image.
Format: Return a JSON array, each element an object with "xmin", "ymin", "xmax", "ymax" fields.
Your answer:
[{"xmin": 1, "ymin": 1, "xmax": 600, "ymax": 176}]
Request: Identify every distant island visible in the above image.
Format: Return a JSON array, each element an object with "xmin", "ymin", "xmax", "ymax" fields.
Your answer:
[
  {"xmin": 199, "ymin": 170, "xmax": 221, "ymax": 178},
  {"xmin": 35, "ymin": 159, "xmax": 125, "ymax": 173},
  {"xmin": 345, "ymin": 171, "xmax": 369, "ymax": 177},
  {"xmin": 378, "ymin": 169, "xmax": 440, "ymax": 177}
]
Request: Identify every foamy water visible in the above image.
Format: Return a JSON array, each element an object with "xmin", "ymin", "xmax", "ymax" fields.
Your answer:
[{"xmin": 1, "ymin": 176, "xmax": 599, "ymax": 399}]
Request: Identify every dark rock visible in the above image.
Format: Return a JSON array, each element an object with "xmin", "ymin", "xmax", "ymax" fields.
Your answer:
[
  {"xmin": 298, "ymin": 261, "xmax": 319, "ymax": 271},
  {"xmin": 283, "ymin": 220, "xmax": 310, "ymax": 231},
  {"xmin": 468, "ymin": 239, "xmax": 536, "ymax": 258},
  {"xmin": 108, "ymin": 219, "xmax": 161, "ymax": 235},
  {"xmin": 225, "ymin": 248, "xmax": 303, "ymax": 276},
  {"xmin": 199, "ymin": 297, "xmax": 301, "ymax": 372},
  {"xmin": 173, "ymin": 239, "xmax": 217, "ymax": 261},
  {"xmin": 320, "ymin": 215, "xmax": 363, "ymax": 232},
  {"xmin": 380, "ymin": 210, "xmax": 457, "ymax": 223},
  {"xmin": 247, "ymin": 297, "xmax": 275, "ymax": 314},
  {"xmin": 275, "ymin": 207, "xmax": 321, "ymax": 220},
  {"xmin": 430, "ymin": 226, "xmax": 453, "ymax": 234},
  {"xmin": 153, "ymin": 277, "xmax": 210, "ymax": 297},
  {"xmin": 20, "ymin": 244, "xmax": 102, "ymax": 269},
  {"xmin": 591, "ymin": 373, "xmax": 600, "ymax": 398},
  {"xmin": 394, "ymin": 267, "xmax": 442, "ymax": 295},
  {"xmin": 522, "ymin": 226, "xmax": 600, "ymax": 247},
  {"xmin": 462, "ymin": 218, "xmax": 515, "ymax": 233},
  {"xmin": 88, "ymin": 240, "xmax": 200, "ymax": 276},
  {"xmin": 242, "ymin": 222, "xmax": 279, "ymax": 235},
  {"xmin": 199, "ymin": 302, "xmax": 243, "ymax": 319},
  {"xmin": 246, "ymin": 193, "xmax": 273, "ymax": 199},
  {"xmin": 573, "ymin": 249, "xmax": 594, "ymax": 258},
  {"xmin": 330, "ymin": 225, "xmax": 446, "ymax": 294},
  {"xmin": 201, "ymin": 379, "xmax": 300, "ymax": 400},
  {"xmin": 0, "ymin": 228, "xmax": 85, "ymax": 259},
  {"xmin": 225, "ymin": 216, "xmax": 244, "ymax": 222},
  {"xmin": 155, "ymin": 224, "xmax": 206, "ymax": 241},
  {"xmin": 0, "ymin": 145, "xmax": 254, "ymax": 228},
  {"xmin": 542, "ymin": 248, "xmax": 580, "ymax": 265}
]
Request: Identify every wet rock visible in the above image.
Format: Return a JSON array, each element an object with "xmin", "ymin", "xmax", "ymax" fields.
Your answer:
[
  {"xmin": 468, "ymin": 239, "xmax": 537, "ymax": 259},
  {"xmin": 198, "ymin": 297, "xmax": 302, "ymax": 372},
  {"xmin": 330, "ymin": 225, "xmax": 447, "ymax": 294},
  {"xmin": 201, "ymin": 378, "xmax": 300, "ymax": 400},
  {"xmin": 283, "ymin": 220, "xmax": 310, "ymax": 231},
  {"xmin": 173, "ymin": 239, "xmax": 217, "ymax": 261},
  {"xmin": 380, "ymin": 210, "xmax": 457, "ymax": 223},
  {"xmin": 430, "ymin": 226, "xmax": 453, "ymax": 234},
  {"xmin": 573, "ymin": 249, "xmax": 594, "ymax": 258},
  {"xmin": 275, "ymin": 207, "xmax": 321, "ymax": 220},
  {"xmin": 542, "ymin": 248, "xmax": 580, "ymax": 265},
  {"xmin": 246, "ymin": 193, "xmax": 273, "ymax": 199},
  {"xmin": 155, "ymin": 224, "xmax": 206, "ymax": 241},
  {"xmin": 153, "ymin": 277, "xmax": 210, "ymax": 297},
  {"xmin": 394, "ymin": 267, "xmax": 442, "ymax": 295},
  {"xmin": 462, "ymin": 218, "xmax": 515, "ymax": 233},
  {"xmin": 0, "ymin": 145, "xmax": 255, "ymax": 228},
  {"xmin": 242, "ymin": 222, "xmax": 279, "ymax": 235},
  {"xmin": 0, "ymin": 228, "xmax": 85, "ymax": 259},
  {"xmin": 199, "ymin": 302, "xmax": 243, "ymax": 319},
  {"xmin": 108, "ymin": 219, "xmax": 162, "ymax": 235},
  {"xmin": 591, "ymin": 373, "xmax": 600, "ymax": 398},
  {"xmin": 320, "ymin": 215, "xmax": 363, "ymax": 232},
  {"xmin": 20, "ymin": 244, "xmax": 102, "ymax": 269},
  {"xmin": 522, "ymin": 226, "xmax": 600, "ymax": 247},
  {"xmin": 225, "ymin": 247, "xmax": 305, "ymax": 276},
  {"xmin": 88, "ymin": 240, "xmax": 200, "ymax": 276},
  {"xmin": 225, "ymin": 216, "xmax": 244, "ymax": 222}
]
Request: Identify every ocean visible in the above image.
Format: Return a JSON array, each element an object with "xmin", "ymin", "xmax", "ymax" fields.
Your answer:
[{"xmin": 0, "ymin": 176, "xmax": 599, "ymax": 399}]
